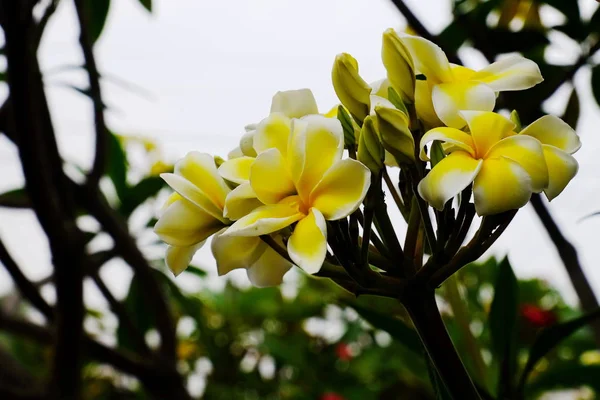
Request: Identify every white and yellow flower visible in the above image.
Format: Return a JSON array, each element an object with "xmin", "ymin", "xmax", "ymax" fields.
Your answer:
[
  {"xmin": 154, "ymin": 152, "xmax": 292, "ymax": 286},
  {"xmin": 399, "ymin": 33, "xmax": 543, "ymax": 129},
  {"xmin": 223, "ymin": 115, "xmax": 371, "ymax": 273},
  {"xmin": 418, "ymin": 111, "xmax": 550, "ymax": 215}
]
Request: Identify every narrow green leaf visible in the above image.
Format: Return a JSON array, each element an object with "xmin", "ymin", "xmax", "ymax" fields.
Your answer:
[
  {"xmin": 107, "ymin": 132, "xmax": 128, "ymax": 200},
  {"xmin": 84, "ymin": 0, "xmax": 111, "ymax": 43},
  {"xmin": 0, "ymin": 188, "xmax": 31, "ymax": 208},
  {"xmin": 139, "ymin": 0, "xmax": 152, "ymax": 12},
  {"xmin": 591, "ymin": 65, "xmax": 600, "ymax": 108},
  {"xmin": 527, "ymin": 364, "xmax": 600, "ymax": 395},
  {"xmin": 183, "ymin": 265, "xmax": 207, "ymax": 278},
  {"xmin": 337, "ymin": 105, "xmax": 356, "ymax": 148},
  {"xmin": 488, "ymin": 257, "xmax": 519, "ymax": 395},
  {"xmin": 562, "ymin": 88, "xmax": 580, "ymax": 129},
  {"xmin": 519, "ymin": 307, "xmax": 600, "ymax": 391},
  {"xmin": 347, "ymin": 302, "xmax": 422, "ymax": 356},
  {"xmin": 387, "ymin": 87, "xmax": 409, "ymax": 116},
  {"xmin": 430, "ymin": 141, "xmax": 445, "ymax": 167}
]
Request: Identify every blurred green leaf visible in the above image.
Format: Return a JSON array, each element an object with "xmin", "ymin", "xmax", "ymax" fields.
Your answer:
[
  {"xmin": 592, "ymin": 65, "xmax": 600, "ymax": 108},
  {"xmin": 0, "ymin": 187, "xmax": 31, "ymax": 208},
  {"xmin": 562, "ymin": 88, "xmax": 580, "ymax": 129},
  {"xmin": 589, "ymin": 6, "xmax": 600, "ymax": 34},
  {"xmin": 84, "ymin": 0, "xmax": 111, "ymax": 43},
  {"xmin": 484, "ymin": 28, "xmax": 549, "ymax": 54},
  {"xmin": 108, "ymin": 132, "xmax": 128, "ymax": 199},
  {"xmin": 527, "ymin": 363, "xmax": 600, "ymax": 394},
  {"xmin": 117, "ymin": 274, "xmax": 154, "ymax": 353},
  {"xmin": 139, "ymin": 0, "xmax": 152, "ymax": 12},
  {"xmin": 437, "ymin": 21, "xmax": 468, "ymax": 55},
  {"xmin": 488, "ymin": 257, "xmax": 518, "ymax": 395},
  {"xmin": 347, "ymin": 302, "xmax": 422, "ymax": 356},
  {"xmin": 519, "ymin": 307, "xmax": 600, "ymax": 391},
  {"xmin": 183, "ymin": 265, "xmax": 207, "ymax": 278},
  {"xmin": 119, "ymin": 176, "xmax": 165, "ymax": 215}
]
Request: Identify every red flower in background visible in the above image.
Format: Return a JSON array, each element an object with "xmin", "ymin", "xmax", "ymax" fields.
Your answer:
[
  {"xmin": 335, "ymin": 342, "xmax": 352, "ymax": 361},
  {"xmin": 520, "ymin": 304, "xmax": 557, "ymax": 327},
  {"xmin": 320, "ymin": 393, "xmax": 345, "ymax": 400}
]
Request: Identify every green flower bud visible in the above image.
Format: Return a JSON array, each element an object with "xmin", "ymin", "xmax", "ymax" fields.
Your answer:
[
  {"xmin": 358, "ymin": 116, "xmax": 384, "ymax": 174},
  {"xmin": 332, "ymin": 53, "xmax": 372, "ymax": 122},
  {"xmin": 510, "ymin": 109, "xmax": 522, "ymax": 133},
  {"xmin": 374, "ymin": 104, "xmax": 415, "ymax": 164},
  {"xmin": 382, "ymin": 28, "xmax": 415, "ymax": 104}
]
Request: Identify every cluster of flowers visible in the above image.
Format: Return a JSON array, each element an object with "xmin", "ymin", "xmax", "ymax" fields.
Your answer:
[{"xmin": 154, "ymin": 29, "xmax": 580, "ymax": 286}]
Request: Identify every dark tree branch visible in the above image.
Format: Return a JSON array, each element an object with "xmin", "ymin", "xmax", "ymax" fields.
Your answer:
[
  {"xmin": 73, "ymin": 0, "xmax": 109, "ymax": 187},
  {"xmin": 0, "ymin": 237, "xmax": 53, "ymax": 319},
  {"xmin": 34, "ymin": 0, "xmax": 59, "ymax": 50}
]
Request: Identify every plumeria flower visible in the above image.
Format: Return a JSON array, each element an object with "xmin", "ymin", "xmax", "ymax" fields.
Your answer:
[
  {"xmin": 399, "ymin": 34, "xmax": 543, "ymax": 129},
  {"xmin": 154, "ymin": 152, "xmax": 292, "ymax": 286},
  {"xmin": 222, "ymin": 115, "xmax": 371, "ymax": 273},
  {"xmin": 418, "ymin": 111, "xmax": 551, "ymax": 216}
]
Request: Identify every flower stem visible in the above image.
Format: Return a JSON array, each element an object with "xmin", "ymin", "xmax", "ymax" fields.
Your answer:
[{"xmin": 403, "ymin": 290, "xmax": 481, "ymax": 400}]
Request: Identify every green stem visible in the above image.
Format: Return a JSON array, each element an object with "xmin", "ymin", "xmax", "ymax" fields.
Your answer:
[
  {"xmin": 403, "ymin": 291, "xmax": 481, "ymax": 400},
  {"xmin": 444, "ymin": 275, "xmax": 488, "ymax": 388}
]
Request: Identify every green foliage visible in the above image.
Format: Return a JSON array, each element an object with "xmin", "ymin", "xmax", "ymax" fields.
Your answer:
[
  {"xmin": 337, "ymin": 105, "xmax": 356, "ymax": 148},
  {"xmin": 0, "ymin": 187, "xmax": 31, "ymax": 208},
  {"xmin": 562, "ymin": 88, "xmax": 580, "ymax": 129},
  {"xmin": 84, "ymin": 0, "xmax": 111, "ymax": 44},
  {"xmin": 139, "ymin": 0, "xmax": 152, "ymax": 12}
]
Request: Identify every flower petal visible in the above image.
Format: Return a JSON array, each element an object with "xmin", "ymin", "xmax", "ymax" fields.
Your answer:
[
  {"xmin": 418, "ymin": 151, "xmax": 482, "ymax": 210},
  {"xmin": 287, "ymin": 208, "xmax": 327, "ymax": 274},
  {"xmin": 432, "ymin": 82, "xmax": 496, "ymax": 128},
  {"xmin": 227, "ymin": 146, "xmax": 244, "ymax": 160},
  {"xmin": 486, "ymin": 135, "xmax": 548, "ymax": 192},
  {"xmin": 154, "ymin": 198, "xmax": 223, "ymax": 246},
  {"xmin": 471, "ymin": 55, "xmax": 543, "ymax": 91},
  {"xmin": 370, "ymin": 78, "xmax": 391, "ymax": 98},
  {"xmin": 218, "ymin": 156, "xmax": 254, "ymax": 185},
  {"xmin": 419, "ymin": 127, "xmax": 476, "ymax": 161},
  {"xmin": 309, "ymin": 159, "xmax": 371, "ymax": 220},
  {"xmin": 270, "ymin": 88, "xmax": 319, "ymax": 118},
  {"xmin": 211, "ymin": 229, "xmax": 267, "ymax": 275},
  {"xmin": 250, "ymin": 148, "xmax": 296, "ymax": 204},
  {"xmin": 288, "ymin": 115, "xmax": 344, "ymax": 202},
  {"xmin": 223, "ymin": 182, "xmax": 263, "ymax": 221},
  {"xmin": 166, "ymin": 243, "xmax": 204, "ymax": 276},
  {"xmin": 224, "ymin": 200, "xmax": 304, "ymax": 237},
  {"xmin": 542, "ymin": 146, "xmax": 579, "ymax": 201},
  {"xmin": 473, "ymin": 157, "xmax": 532, "ymax": 216},
  {"xmin": 174, "ymin": 151, "xmax": 230, "ymax": 210},
  {"xmin": 415, "ymin": 80, "xmax": 443, "ymax": 129},
  {"xmin": 399, "ymin": 35, "xmax": 453, "ymax": 83},
  {"xmin": 460, "ymin": 110, "xmax": 516, "ymax": 157},
  {"xmin": 161, "ymin": 173, "xmax": 227, "ymax": 222},
  {"xmin": 519, "ymin": 115, "xmax": 581, "ymax": 154},
  {"xmin": 246, "ymin": 240, "xmax": 293, "ymax": 287},
  {"xmin": 253, "ymin": 113, "xmax": 292, "ymax": 156}
]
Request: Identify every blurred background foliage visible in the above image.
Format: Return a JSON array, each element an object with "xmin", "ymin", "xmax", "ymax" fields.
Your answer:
[{"xmin": 1, "ymin": 0, "xmax": 600, "ymax": 398}]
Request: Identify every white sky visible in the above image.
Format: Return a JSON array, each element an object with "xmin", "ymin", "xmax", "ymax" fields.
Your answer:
[{"xmin": 1, "ymin": 0, "xmax": 600, "ymax": 307}]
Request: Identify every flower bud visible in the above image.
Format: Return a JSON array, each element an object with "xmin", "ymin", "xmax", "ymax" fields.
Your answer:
[
  {"xmin": 381, "ymin": 28, "xmax": 415, "ymax": 104},
  {"xmin": 239, "ymin": 130, "xmax": 257, "ymax": 157},
  {"xmin": 357, "ymin": 116, "xmax": 384, "ymax": 174},
  {"xmin": 332, "ymin": 53, "xmax": 372, "ymax": 122},
  {"xmin": 510, "ymin": 109, "xmax": 522, "ymax": 132},
  {"xmin": 374, "ymin": 104, "xmax": 415, "ymax": 164}
]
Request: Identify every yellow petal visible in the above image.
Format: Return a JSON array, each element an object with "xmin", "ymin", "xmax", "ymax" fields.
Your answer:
[
  {"xmin": 417, "ymin": 151, "xmax": 482, "ymax": 210},
  {"xmin": 174, "ymin": 151, "xmax": 231, "ymax": 210},
  {"xmin": 486, "ymin": 135, "xmax": 548, "ymax": 192},
  {"xmin": 460, "ymin": 111, "xmax": 516, "ymax": 157},
  {"xmin": 382, "ymin": 28, "xmax": 415, "ymax": 103},
  {"xmin": 542, "ymin": 146, "xmax": 579, "ymax": 201},
  {"xmin": 309, "ymin": 159, "xmax": 371, "ymax": 220},
  {"xmin": 471, "ymin": 55, "xmax": 543, "ymax": 91},
  {"xmin": 370, "ymin": 78, "xmax": 391, "ymax": 98},
  {"xmin": 224, "ymin": 200, "xmax": 304, "ymax": 237},
  {"xmin": 218, "ymin": 156, "xmax": 254, "ymax": 185},
  {"xmin": 223, "ymin": 182, "xmax": 263, "ymax": 221},
  {"xmin": 253, "ymin": 113, "xmax": 292, "ymax": 156},
  {"xmin": 166, "ymin": 243, "xmax": 204, "ymax": 276},
  {"xmin": 246, "ymin": 239, "xmax": 293, "ymax": 287},
  {"xmin": 287, "ymin": 208, "xmax": 327, "ymax": 274},
  {"xmin": 332, "ymin": 53, "xmax": 372, "ymax": 121},
  {"xmin": 161, "ymin": 173, "xmax": 227, "ymax": 223},
  {"xmin": 227, "ymin": 146, "xmax": 244, "ymax": 160},
  {"xmin": 211, "ymin": 229, "xmax": 267, "ymax": 275},
  {"xmin": 270, "ymin": 88, "xmax": 319, "ymax": 118},
  {"xmin": 240, "ymin": 130, "xmax": 257, "ymax": 157},
  {"xmin": 473, "ymin": 158, "xmax": 532, "ymax": 216},
  {"xmin": 288, "ymin": 115, "xmax": 344, "ymax": 203},
  {"xmin": 250, "ymin": 148, "xmax": 296, "ymax": 204},
  {"xmin": 323, "ymin": 104, "xmax": 339, "ymax": 118},
  {"xmin": 519, "ymin": 115, "xmax": 581, "ymax": 154},
  {"xmin": 419, "ymin": 127, "xmax": 476, "ymax": 161},
  {"xmin": 154, "ymin": 198, "xmax": 223, "ymax": 247},
  {"xmin": 414, "ymin": 79, "xmax": 443, "ymax": 129},
  {"xmin": 399, "ymin": 35, "xmax": 453, "ymax": 83},
  {"xmin": 432, "ymin": 82, "xmax": 496, "ymax": 128}
]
